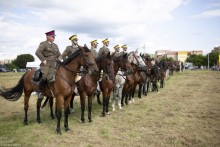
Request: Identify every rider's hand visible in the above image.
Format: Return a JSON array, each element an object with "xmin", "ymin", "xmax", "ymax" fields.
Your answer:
[{"xmin": 43, "ymin": 60, "xmax": 47, "ymax": 66}]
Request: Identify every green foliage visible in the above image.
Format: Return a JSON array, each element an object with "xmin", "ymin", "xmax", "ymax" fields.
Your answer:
[
  {"xmin": 205, "ymin": 52, "xmax": 219, "ymax": 67},
  {"xmin": 4, "ymin": 63, "xmax": 18, "ymax": 71},
  {"xmin": 161, "ymin": 56, "xmax": 174, "ymax": 62},
  {"xmin": 186, "ymin": 54, "xmax": 206, "ymax": 67},
  {"xmin": 13, "ymin": 54, "xmax": 35, "ymax": 69}
]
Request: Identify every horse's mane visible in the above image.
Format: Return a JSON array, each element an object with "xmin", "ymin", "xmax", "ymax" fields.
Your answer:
[
  {"xmin": 62, "ymin": 49, "xmax": 81, "ymax": 65},
  {"xmin": 62, "ymin": 46, "xmax": 91, "ymax": 66}
]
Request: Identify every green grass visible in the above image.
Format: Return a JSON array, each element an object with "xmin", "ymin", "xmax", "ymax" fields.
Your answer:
[{"xmin": 0, "ymin": 70, "xmax": 220, "ymax": 146}]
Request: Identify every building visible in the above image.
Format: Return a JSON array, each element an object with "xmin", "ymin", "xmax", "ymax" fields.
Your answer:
[{"xmin": 155, "ymin": 49, "xmax": 203, "ymax": 62}]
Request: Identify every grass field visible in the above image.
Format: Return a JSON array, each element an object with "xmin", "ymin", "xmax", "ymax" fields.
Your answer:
[{"xmin": 0, "ymin": 70, "xmax": 220, "ymax": 147}]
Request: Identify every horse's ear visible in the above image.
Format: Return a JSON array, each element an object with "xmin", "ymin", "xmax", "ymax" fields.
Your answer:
[
  {"xmin": 84, "ymin": 44, "xmax": 88, "ymax": 48},
  {"xmin": 123, "ymin": 53, "xmax": 127, "ymax": 58},
  {"xmin": 106, "ymin": 52, "xmax": 111, "ymax": 58}
]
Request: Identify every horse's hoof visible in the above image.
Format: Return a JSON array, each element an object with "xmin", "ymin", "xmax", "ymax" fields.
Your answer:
[
  {"xmin": 89, "ymin": 119, "xmax": 92, "ymax": 123},
  {"xmin": 56, "ymin": 129, "xmax": 62, "ymax": 135},
  {"xmin": 24, "ymin": 121, "xmax": 28, "ymax": 125},
  {"xmin": 37, "ymin": 120, "xmax": 42, "ymax": 124},
  {"xmin": 81, "ymin": 120, "xmax": 85, "ymax": 123},
  {"xmin": 65, "ymin": 127, "xmax": 70, "ymax": 132},
  {"xmin": 102, "ymin": 113, "xmax": 106, "ymax": 117},
  {"xmin": 106, "ymin": 112, "xmax": 110, "ymax": 115},
  {"xmin": 51, "ymin": 115, "xmax": 55, "ymax": 119}
]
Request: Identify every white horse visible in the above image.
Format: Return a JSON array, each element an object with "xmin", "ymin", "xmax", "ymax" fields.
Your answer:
[{"xmin": 112, "ymin": 70, "xmax": 126, "ymax": 111}]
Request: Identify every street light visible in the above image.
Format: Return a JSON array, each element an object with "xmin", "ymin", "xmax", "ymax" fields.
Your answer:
[{"xmin": 208, "ymin": 53, "xmax": 209, "ymax": 70}]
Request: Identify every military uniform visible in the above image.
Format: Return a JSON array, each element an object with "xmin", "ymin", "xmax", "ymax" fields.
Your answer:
[
  {"xmin": 35, "ymin": 40, "xmax": 62, "ymax": 81},
  {"xmin": 90, "ymin": 47, "xmax": 98, "ymax": 58},
  {"xmin": 120, "ymin": 44, "xmax": 127, "ymax": 56},
  {"xmin": 62, "ymin": 45, "xmax": 79, "ymax": 59},
  {"xmin": 98, "ymin": 46, "xmax": 110, "ymax": 57},
  {"xmin": 113, "ymin": 44, "xmax": 120, "ymax": 57}
]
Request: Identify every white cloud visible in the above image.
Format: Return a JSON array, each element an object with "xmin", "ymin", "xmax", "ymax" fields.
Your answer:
[
  {"xmin": 193, "ymin": 9, "xmax": 220, "ymax": 18},
  {"xmin": 1, "ymin": 0, "xmax": 206, "ymax": 60}
]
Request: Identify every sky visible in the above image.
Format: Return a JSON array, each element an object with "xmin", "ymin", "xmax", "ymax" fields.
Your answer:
[{"xmin": 0, "ymin": 0, "xmax": 220, "ymax": 62}]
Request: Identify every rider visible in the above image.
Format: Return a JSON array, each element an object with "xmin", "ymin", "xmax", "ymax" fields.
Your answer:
[
  {"xmin": 62, "ymin": 34, "xmax": 79, "ymax": 59},
  {"xmin": 62, "ymin": 34, "xmax": 82, "ymax": 81},
  {"xmin": 35, "ymin": 30, "xmax": 62, "ymax": 99},
  {"xmin": 90, "ymin": 39, "xmax": 98, "ymax": 58},
  {"xmin": 120, "ymin": 44, "xmax": 127, "ymax": 56},
  {"xmin": 112, "ymin": 45, "xmax": 120, "ymax": 57},
  {"xmin": 98, "ymin": 38, "xmax": 110, "ymax": 57}
]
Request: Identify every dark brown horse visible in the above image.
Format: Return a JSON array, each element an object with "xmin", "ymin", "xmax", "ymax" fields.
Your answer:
[
  {"xmin": 0, "ymin": 46, "xmax": 99, "ymax": 134},
  {"xmin": 95, "ymin": 53, "xmax": 115, "ymax": 116}
]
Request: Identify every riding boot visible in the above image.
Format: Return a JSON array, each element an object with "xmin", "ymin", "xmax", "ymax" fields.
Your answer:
[{"xmin": 38, "ymin": 78, "xmax": 46, "ymax": 99}]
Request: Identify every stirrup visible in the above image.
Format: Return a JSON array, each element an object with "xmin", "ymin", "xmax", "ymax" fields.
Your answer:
[{"xmin": 38, "ymin": 92, "xmax": 44, "ymax": 99}]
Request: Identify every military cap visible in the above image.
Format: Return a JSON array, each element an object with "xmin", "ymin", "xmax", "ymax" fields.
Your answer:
[
  {"xmin": 45, "ymin": 30, "xmax": 56, "ymax": 36},
  {"xmin": 114, "ymin": 45, "xmax": 120, "ymax": 49},
  {"xmin": 121, "ymin": 44, "xmax": 127, "ymax": 49},
  {"xmin": 102, "ymin": 38, "xmax": 109, "ymax": 43},
  {"xmin": 69, "ymin": 35, "xmax": 78, "ymax": 41},
  {"xmin": 91, "ymin": 39, "xmax": 98, "ymax": 44}
]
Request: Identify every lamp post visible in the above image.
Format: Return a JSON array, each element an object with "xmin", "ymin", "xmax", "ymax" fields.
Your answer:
[{"xmin": 208, "ymin": 53, "xmax": 209, "ymax": 70}]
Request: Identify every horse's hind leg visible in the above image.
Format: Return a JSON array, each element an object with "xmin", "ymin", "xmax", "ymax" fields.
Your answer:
[
  {"xmin": 24, "ymin": 92, "xmax": 31, "ymax": 125},
  {"xmin": 79, "ymin": 93, "xmax": 86, "ymax": 123},
  {"xmin": 49, "ymin": 98, "xmax": 55, "ymax": 119},
  {"xmin": 36, "ymin": 98, "xmax": 43, "ymax": 123},
  {"xmin": 69, "ymin": 95, "xmax": 75, "ymax": 114},
  {"xmin": 88, "ymin": 95, "xmax": 93, "ymax": 123},
  {"xmin": 97, "ymin": 92, "xmax": 102, "ymax": 105},
  {"xmin": 64, "ymin": 96, "xmax": 71, "ymax": 131},
  {"xmin": 56, "ymin": 97, "xmax": 63, "ymax": 134}
]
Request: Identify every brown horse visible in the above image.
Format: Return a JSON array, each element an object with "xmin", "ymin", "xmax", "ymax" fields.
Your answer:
[
  {"xmin": 95, "ymin": 53, "xmax": 115, "ymax": 116},
  {"xmin": 0, "ymin": 46, "xmax": 99, "ymax": 134}
]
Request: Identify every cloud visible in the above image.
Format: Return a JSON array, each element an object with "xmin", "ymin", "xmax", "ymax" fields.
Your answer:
[
  {"xmin": 0, "ymin": 0, "xmax": 188, "ymax": 59},
  {"xmin": 193, "ymin": 9, "xmax": 220, "ymax": 18}
]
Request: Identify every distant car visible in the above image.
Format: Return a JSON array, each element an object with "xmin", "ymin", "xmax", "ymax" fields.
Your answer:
[{"xmin": 0, "ymin": 68, "xmax": 7, "ymax": 72}]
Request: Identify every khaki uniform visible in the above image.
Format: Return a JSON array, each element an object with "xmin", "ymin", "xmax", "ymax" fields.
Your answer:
[
  {"xmin": 119, "ymin": 51, "xmax": 127, "ymax": 56},
  {"xmin": 35, "ymin": 41, "xmax": 62, "ymax": 81},
  {"xmin": 98, "ymin": 46, "xmax": 110, "ymax": 57},
  {"xmin": 90, "ymin": 47, "xmax": 98, "ymax": 58},
  {"xmin": 113, "ymin": 52, "xmax": 120, "ymax": 57},
  {"xmin": 62, "ymin": 45, "xmax": 79, "ymax": 59}
]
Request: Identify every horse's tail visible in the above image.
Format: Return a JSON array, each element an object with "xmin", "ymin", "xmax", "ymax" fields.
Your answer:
[
  {"xmin": 0, "ymin": 73, "xmax": 26, "ymax": 101},
  {"xmin": 41, "ymin": 97, "xmax": 50, "ymax": 108}
]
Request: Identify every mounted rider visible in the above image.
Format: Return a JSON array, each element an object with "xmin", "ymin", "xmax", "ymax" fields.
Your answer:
[
  {"xmin": 120, "ymin": 44, "xmax": 127, "ymax": 56},
  {"xmin": 62, "ymin": 34, "xmax": 82, "ymax": 81},
  {"xmin": 90, "ymin": 39, "xmax": 98, "ymax": 58},
  {"xmin": 98, "ymin": 38, "xmax": 110, "ymax": 57},
  {"xmin": 112, "ymin": 45, "xmax": 120, "ymax": 57},
  {"xmin": 35, "ymin": 30, "xmax": 63, "ymax": 99}
]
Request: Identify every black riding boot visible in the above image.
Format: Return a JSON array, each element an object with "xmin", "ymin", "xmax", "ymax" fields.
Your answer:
[{"xmin": 38, "ymin": 78, "xmax": 46, "ymax": 99}]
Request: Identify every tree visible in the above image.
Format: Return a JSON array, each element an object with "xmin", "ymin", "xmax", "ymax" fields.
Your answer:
[
  {"xmin": 161, "ymin": 56, "xmax": 174, "ymax": 62},
  {"xmin": 4, "ymin": 63, "xmax": 18, "ymax": 71},
  {"xmin": 205, "ymin": 51, "xmax": 219, "ymax": 67},
  {"xmin": 13, "ymin": 54, "xmax": 35, "ymax": 69},
  {"xmin": 186, "ymin": 54, "xmax": 206, "ymax": 67}
]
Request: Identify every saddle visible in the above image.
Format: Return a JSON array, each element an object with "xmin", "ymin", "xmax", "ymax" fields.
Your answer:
[{"xmin": 32, "ymin": 69, "xmax": 42, "ymax": 82}]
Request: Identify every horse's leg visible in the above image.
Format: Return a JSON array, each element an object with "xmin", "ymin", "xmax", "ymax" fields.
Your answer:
[
  {"xmin": 88, "ymin": 94, "xmax": 93, "ymax": 123},
  {"xmin": 97, "ymin": 92, "xmax": 102, "ymax": 105},
  {"xmin": 79, "ymin": 93, "xmax": 86, "ymax": 123},
  {"xmin": 36, "ymin": 98, "xmax": 43, "ymax": 123},
  {"xmin": 70, "ymin": 94, "xmax": 75, "ymax": 114},
  {"xmin": 49, "ymin": 98, "xmax": 55, "ymax": 119},
  {"xmin": 102, "ymin": 91, "xmax": 107, "ymax": 117},
  {"xmin": 24, "ymin": 92, "xmax": 31, "ymax": 125},
  {"xmin": 118, "ymin": 87, "xmax": 122, "ymax": 109},
  {"xmin": 121, "ymin": 88, "xmax": 125, "ymax": 107},
  {"xmin": 112, "ymin": 88, "xmax": 116, "ymax": 111},
  {"xmin": 56, "ymin": 97, "xmax": 62, "ymax": 134},
  {"xmin": 105, "ymin": 91, "xmax": 111, "ymax": 115},
  {"xmin": 138, "ymin": 84, "xmax": 142, "ymax": 98},
  {"xmin": 64, "ymin": 96, "xmax": 71, "ymax": 132}
]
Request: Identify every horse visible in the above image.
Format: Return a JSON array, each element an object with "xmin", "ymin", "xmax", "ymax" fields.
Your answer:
[
  {"xmin": 0, "ymin": 45, "xmax": 99, "ymax": 134},
  {"xmin": 127, "ymin": 51, "xmax": 148, "ymax": 100},
  {"xmin": 158, "ymin": 61, "xmax": 168, "ymax": 88},
  {"xmin": 111, "ymin": 54, "xmax": 133, "ymax": 111},
  {"xmin": 95, "ymin": 53, "xmax": 115, "ymax": 116}
]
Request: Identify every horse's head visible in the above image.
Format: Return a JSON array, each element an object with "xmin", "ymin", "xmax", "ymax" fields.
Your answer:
[
  {"xmin": 113, "ymin": 53, "xmax": 133, "ymax": 74},
  {"xmin": 95, "ymin": 52, "xmax": 114, "ymax": 81},
  {"xmin": 78, "ymin": 45, "xmax": 99, "ymax": 75}
]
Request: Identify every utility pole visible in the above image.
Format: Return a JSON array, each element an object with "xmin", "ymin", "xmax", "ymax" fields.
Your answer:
[{"xmin": 208, "ymin": 53, "xmax": 209, "ymax": 70}]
